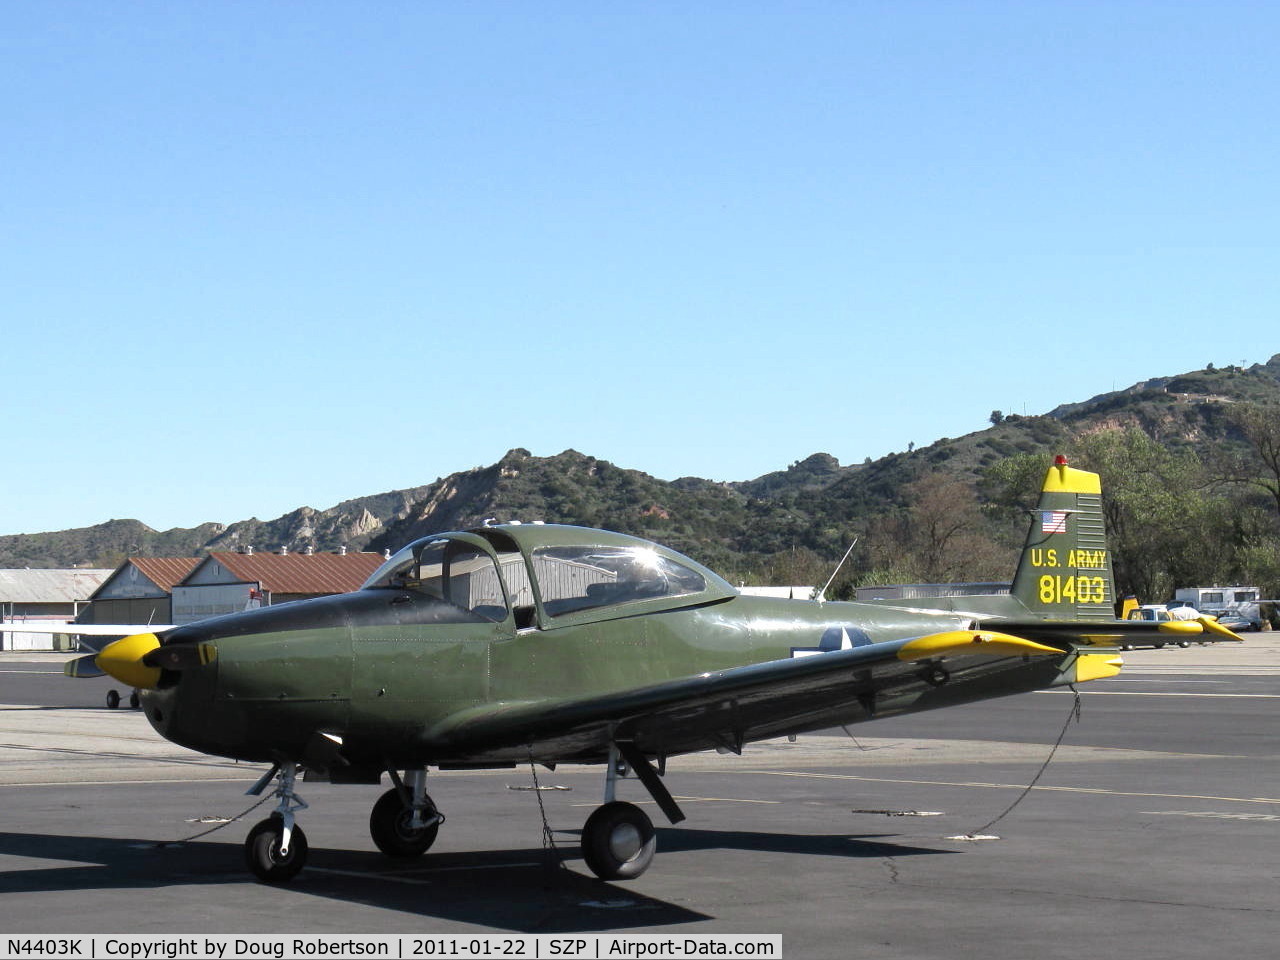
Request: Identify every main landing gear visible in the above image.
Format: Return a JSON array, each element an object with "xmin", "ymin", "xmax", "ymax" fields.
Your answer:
[
  {"xmin": 238, "ymin": 748, "xmax": 680, "ymax": 884},
  {"xmin": 242, "ymin": 763, "xmax": 445, "ymax": 884},
  {"xmin": 369, "ymin": 767, "xmax": 444, "ymax": 858},
  {"xmin": 578, "ymin": 741, "xmax": 684, "ymax": 881},
  {"xmin": 581, "ymin": 801, "xmax": 655, "ymax": 880},
  {"xmin": 104, "ymin": 688, "xmax": 141, "ymax": 709}
]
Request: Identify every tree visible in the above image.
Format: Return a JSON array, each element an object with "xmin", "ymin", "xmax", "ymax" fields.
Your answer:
[
  {"xmin": 1222, "ymin": 402, "xmax": 1280, "ymax": 520},
  {"xmin": 862, "ymin": 473, "xmax": 1010, "ymax": 584},
  {"xmin": 1068, "ymin": 428, "xmax": 1227, "ymax": 601},
  {"xmin": 989, "ymin": 410, "xmax": 1004, "ymax": 426}
]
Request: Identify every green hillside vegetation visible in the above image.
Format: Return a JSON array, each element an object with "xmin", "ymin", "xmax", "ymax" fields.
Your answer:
[{"xmin": 7, "ymin": 355, "xmax": 1280, "ymax": 608}]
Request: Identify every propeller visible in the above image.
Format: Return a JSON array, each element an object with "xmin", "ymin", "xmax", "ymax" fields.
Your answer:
[
  {"xmin": 63, "ymin": 655, "xmax": 106, "ymax": 678},
  {"xmin": 63, "ymin": 633, "xmax": 163, "ymax": 688}
]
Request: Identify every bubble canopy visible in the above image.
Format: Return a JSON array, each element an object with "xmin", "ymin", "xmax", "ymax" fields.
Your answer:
[{"xmin": 362, "ymin": 523, "xmax": 738, "ymax": 626}]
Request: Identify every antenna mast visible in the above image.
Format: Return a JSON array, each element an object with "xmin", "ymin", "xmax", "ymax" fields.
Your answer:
[{"xmin": 816, "ymin": 538, "xmax": 858, "ymax": 602}]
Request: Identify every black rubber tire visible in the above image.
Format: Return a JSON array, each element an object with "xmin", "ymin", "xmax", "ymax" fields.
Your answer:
[
  {"xmin": 244, "ymin": 817, "xmax": 308, "ymax": 883},
  {"xmin": 105, "ymin": 690, "xmax": 120, "ymax": 709},
  {"xmin": 369, "ymin": 787, "xmax": 439, "ymax": 858},
  {"xmin": 580, "ymin": 801, "xmax": 656, "ymax": 880},
  {"xmin": 129, "ymin": 691, "xmax": 141, "ymax": 709}
]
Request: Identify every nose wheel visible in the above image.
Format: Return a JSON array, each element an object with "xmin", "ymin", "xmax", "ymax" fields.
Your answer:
[
  {"xmin": 245, "ymin": 815, "xmax": 309, "ymax": 883},
  {"xmin": 243, "ymin": 761, "xmax": 309, "ymax": 884}
]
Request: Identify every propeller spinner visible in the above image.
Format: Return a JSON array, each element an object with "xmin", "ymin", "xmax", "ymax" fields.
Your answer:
[{"xmin": 64, "ymin": 633, "xmax": 163, "ymax": 688}]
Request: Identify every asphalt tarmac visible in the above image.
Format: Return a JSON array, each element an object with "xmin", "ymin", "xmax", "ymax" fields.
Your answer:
[{"xmin": 1, "ymin": 639, "xmax": 1277, "ymax": 959}]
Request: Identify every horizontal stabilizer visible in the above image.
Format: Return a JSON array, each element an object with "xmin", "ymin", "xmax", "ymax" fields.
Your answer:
[{"xmin": 1069, "ymin": 653, "xmax": 1125, "ymax": 684}]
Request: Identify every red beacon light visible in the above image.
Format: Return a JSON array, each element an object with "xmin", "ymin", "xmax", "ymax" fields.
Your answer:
[{"xmin": 1054, "ymin": 455, "xmax": 1069, "ymax": 466}]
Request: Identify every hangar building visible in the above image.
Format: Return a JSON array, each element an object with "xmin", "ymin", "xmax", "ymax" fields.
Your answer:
[
  {"xmin": 82, "ymin": 557, "xmax": 201, "ymax": 627},
  {"xmin": 0, "ymin": 568, "xmax": 112, "ymax": 650},
  {"xmin": 171, "ymin": 548, "xmax": 386, "ymax": 625}
]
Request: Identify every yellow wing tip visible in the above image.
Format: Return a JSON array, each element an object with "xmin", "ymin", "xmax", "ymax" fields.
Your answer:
[
  {"xmin": 1198, "ymin": 616, "xmax": 1246, "ymax": 642},
  {"xmin": 1155, "ymin": 618, "xmax": 1245, "ymax": 641}
]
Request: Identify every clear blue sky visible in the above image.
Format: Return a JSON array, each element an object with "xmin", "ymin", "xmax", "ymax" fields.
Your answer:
[{"xmin": 3, "ymin": 2, "xmax": 1276, "ymax": 536}]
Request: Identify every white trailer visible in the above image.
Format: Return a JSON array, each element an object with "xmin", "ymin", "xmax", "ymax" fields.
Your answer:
[{"xmin": 1173, "ymin": 586, "xmax": 1262, "ymax": 628}]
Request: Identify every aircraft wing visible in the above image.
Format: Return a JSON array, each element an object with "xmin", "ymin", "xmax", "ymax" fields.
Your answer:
[
  {"xmin": 979, "ymin": 616, "xmax": 1244, "ymax": 646},
  {"xmin": 0, "ymin": 622, "xmax": 176, "ymax": 635},
  {"xmin": 422, "ymin": 629, "xmax": 1115, "ymax": 765}
]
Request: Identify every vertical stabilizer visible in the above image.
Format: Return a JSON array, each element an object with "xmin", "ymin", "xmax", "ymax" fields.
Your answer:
[{"xmin": 1010, "ymin": 456, "xmax": 1116, "ymax": 620}]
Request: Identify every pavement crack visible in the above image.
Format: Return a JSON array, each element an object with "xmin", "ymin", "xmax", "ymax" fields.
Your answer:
[{"xmin": 882, "ymin": 858, "xmax": 901, "ymax": 884}]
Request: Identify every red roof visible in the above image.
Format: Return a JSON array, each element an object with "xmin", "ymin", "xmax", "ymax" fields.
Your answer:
[
  {"xmin": 202, "ymin": 552, "xmax": 385, "ymax": 596},
  {"xmin": 129, "ymin": 557, "xmax": 202, "ymax": 592}
]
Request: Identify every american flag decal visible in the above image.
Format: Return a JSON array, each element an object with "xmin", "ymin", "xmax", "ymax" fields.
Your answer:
[{"xmin": 1041, "ymin": 510, "xmax": 1068, "ymax": 534}]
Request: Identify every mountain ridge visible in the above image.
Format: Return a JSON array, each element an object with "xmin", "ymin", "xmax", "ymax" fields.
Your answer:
[{"xmin": 6, "ymin": 354, "xmax": 1279, "ymax": 580}]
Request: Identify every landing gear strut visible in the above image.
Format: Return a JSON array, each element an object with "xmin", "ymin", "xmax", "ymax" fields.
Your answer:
[
  {"xmin": 579, "ymin": 742, "xmax": 681, "ymax": 881},
  {"xmin": 243, "ymin": 761, "xmax": 309, "ymax": 883},
  {"xmin": 370, "ymin": 767, "xmax": 444, "ymax": 858}
]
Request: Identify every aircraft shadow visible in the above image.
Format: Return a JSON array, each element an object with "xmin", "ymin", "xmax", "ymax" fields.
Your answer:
[
  {"xmin": 0, "ymin": 830, "xmax": 704, "ymax": 931},
  {"xmin": 641, "ymin": 826, "xmax": 956, "ymax": 860},
  {"xmin": 0, "ymin": 825, "xmax": 950, "ymax": 931}
]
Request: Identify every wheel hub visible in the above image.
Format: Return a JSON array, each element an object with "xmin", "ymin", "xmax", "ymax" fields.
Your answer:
[{"xmin": 608, "ymin": 822, "xmax": 643, "ymax": 861}]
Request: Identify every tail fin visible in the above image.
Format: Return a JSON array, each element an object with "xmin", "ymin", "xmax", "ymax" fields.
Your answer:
[{"xmin": 1010, "ymin": 455, "xmax": 1117, "ymax": 621}]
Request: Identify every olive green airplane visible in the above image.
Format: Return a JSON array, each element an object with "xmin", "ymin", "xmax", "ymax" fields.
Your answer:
[{"xmin": 66, "ymin": 456, "xmax": 1241, "ymax": 884}]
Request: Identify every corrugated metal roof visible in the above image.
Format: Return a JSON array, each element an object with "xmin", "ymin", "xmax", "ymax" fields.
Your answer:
[
  {"xmin": 199, "ymin": 552, "xmax": 385, "ymax": 595},
  {"xmin": 0, "ymin": 569, "xmax": 113, "ymax": 603},
  {"xmin": 128, "ymin": 557, "xmax": 202, "ymax": 592}
]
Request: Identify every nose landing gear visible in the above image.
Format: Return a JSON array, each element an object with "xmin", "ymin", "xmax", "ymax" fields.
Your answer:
[{"xmin": 243, "ymin": 761, "xmax": 310, "ymax": 883}]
